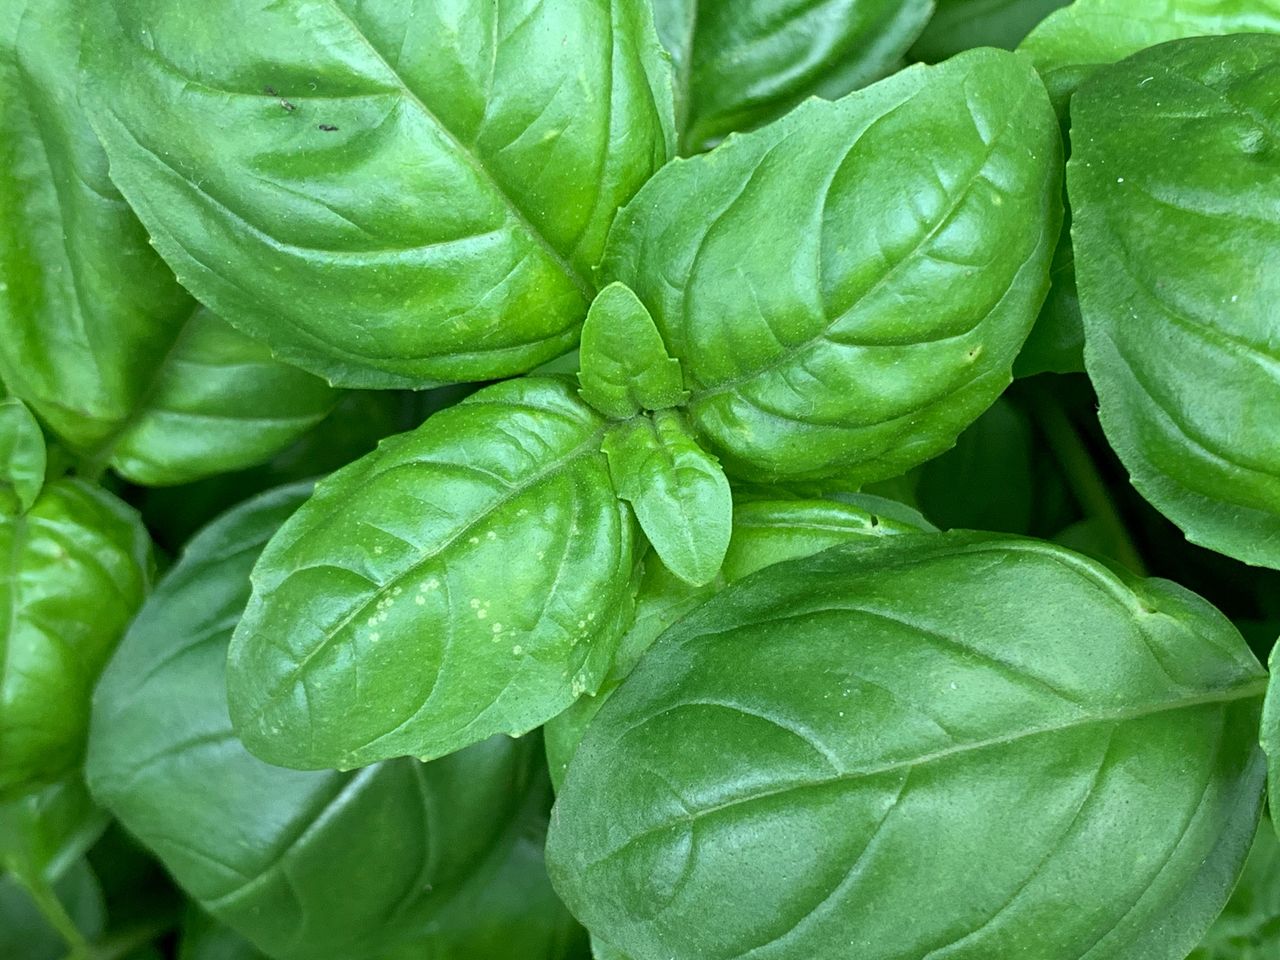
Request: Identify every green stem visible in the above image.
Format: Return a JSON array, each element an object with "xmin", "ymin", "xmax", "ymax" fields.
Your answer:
[
  {"xmin": 11, "ymin": 868, "xmax": 91, "ymax": 960},
  {"xmin": 1028, "ymin": 389, "xmax": 1147, "ymax": 576}
]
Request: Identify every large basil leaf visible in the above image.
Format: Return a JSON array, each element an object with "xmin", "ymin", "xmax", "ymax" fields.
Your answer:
[
  {"xmin": 605, "ymin": 49, "xmax": 1061, "ymax": 484},
  {"xmin": 87, "ymin": 484, "xmax": 544, "ymax": 960},
  {"xmin": 81, "ymin": 0, "xmax": 674, "ymax": 389},
  {"xmin": 1020, "ymin": 0, "xmax": 1280, "ymax": 111},
  {"xmin": 910, "ymin": 0, "xmax": 1070, "ymax": 62},
  {"xmin": 1190, "ymin": 821, "xmax": 1280, "ymax": 959},
  {"xmin": 548, "ymin": 534, "xmax": 1267, "ymax": 960},
  {"xmin": 0, "ymin": 0, "xmax": 337, "ymax": 485},
  {"xmin": 228, "ymin": 377, "xmax": 636, "ymax": 769},
  {"xmin": 544, "ymin": 494, "xmax": 932, "ymax": 786},
  {"xmin": 1069, "ymin": 35, "xmax": 1280, "ymax": 569},
  {"xmin": 0, "ymin": 396, "xmax": 45, "ymax": 514},
  {"xmin": 0, "ymin": 479, "xmax": 151, "ymax": 797},
  {"xmin": 651, "ymin": 0, "xmax": 933, "ymax": 153}
]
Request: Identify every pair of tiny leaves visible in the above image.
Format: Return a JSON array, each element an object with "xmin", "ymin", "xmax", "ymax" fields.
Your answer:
[
  {"xmin": 547, "ymin": 532, "xmax": 1269, "ymax": 960},
  {"xmin": 580, "ymin": 282, "xmax": 730, "ymax": 589},
  {"xmin": 88, "ymin": 484, "xmax": 583, "ymax": 960}
]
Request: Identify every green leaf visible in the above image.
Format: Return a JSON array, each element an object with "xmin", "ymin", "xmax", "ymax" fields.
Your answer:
[
  {"xmin": 916, "ymin": 397, "xmax": 1034, "ymax": 534},
  {"xmin": 87, "ymin": 483, "xmax": 547, "ymax": 960},
  {"xmin": 1069, "ymin": 35, "xmax": 1280, "ymax": 569},
  {"xmin": 227, "ymin": 378, "xmax": 637, "ymax": 769},
  {"xmin": 1019, "ymin": 0, "xmax": 1280, "ymax": 112},
  {"xmin": 179, "ymin": 908, "xmax": 269, "ymax": 960},
  {"xmin": 603, "ymin": 411, "xmax": 730, "ymax": 587},
  {"xmin": 1014, "ymin": 198, "xmax": 1083, "ymax": 376},
  {"xmin": 0, "ymin": 397, "xmax": 45, "ymax": 514},
  {"xmin": 0, "ymin": 777, "xmax": 109, "ymax": 884},
  {"xmin": 0, "ymin": 479, "xmax": 152, "ymax": 797},
  {"xmin": 0, "ymin": 0, "xmax": 336, "ymax": 485},
  {"xmin": 548, "ymin": 533, "xmax": 1268, "ymax": 960},
  {"xmin": 0, "ymin": 859, "xmax": 104, "ymax": 960},
  {"xmin": 81, "ymin": 0, "xmax": 675, "ymax": 388},
  {"xmin": 578, "ymin": 283, "xmax": 686, "ymax": 420},
  {"xmin": 605, "ymin": 49, "xmax": 1062, "ymax": 484},
  {"xmin": 910, "ymin": 0, "xmax": 1070, "ymax": 62},
  {"xmin": 544, "ymin": 494, "xmax": 933, "ymax": 787},
  {"xmin": 652, "ymin": 0, "xmax": 934, "ymax": 153},
  {"xmin": 1189, "ymin": 820, "xmax": 1280, "ymax": 959}
]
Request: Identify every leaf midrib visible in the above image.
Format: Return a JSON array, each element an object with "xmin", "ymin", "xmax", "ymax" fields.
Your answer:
[
  {"xmin": 322, "ymin": 0, "xmax": 593, "ymax": 299},
  {"xmin": 587, "ymin": 677, "xmax": 1267, "ymax": 868}
]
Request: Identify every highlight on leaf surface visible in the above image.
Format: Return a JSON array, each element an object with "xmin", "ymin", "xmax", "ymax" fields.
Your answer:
[
  {"xmin": 606, "ymin": 47, "xmax": 1062, "ymax": 484},
  {"xmin": 548, "ymin": 533, "xmax": 1267, "ymax": 960},
  {"xmin": 0, "ymin": 397, "xmax": 45, "ymax": 515},
  {"xmin": 227, "ymin": 377, "xmax": 637, "ymax": 769},
  {"xmin": 81, "ymin": 0, "xmax": 676, "ymax": 388}
]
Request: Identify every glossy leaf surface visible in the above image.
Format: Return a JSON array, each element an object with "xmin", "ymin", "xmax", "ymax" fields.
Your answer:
[
  {"xmin": 0, "ymin": 396, "xmax": 44, "ymax": 514},
  {"xmin": 603, "ymin": 411, "xmax": 731, "ymax": 586},
  {"xmin": 1020, "ymin": 0, "xmax": 1280, "ymax": 111},
  {"xmin": 578, "ymin": 283, "xmax": 686, "ymax": 420},
  {"xmin": 82, "ymin": 0, "xmax": 674, "ymax": 388},
  {"xmin": 88, "ymin": 484, "xmax": 540, "ymax": 960},
  {"xmin": 606, "ymin": 49, "xmax": 1061, "ymax": 483},
  {"xmin": 1, "ymin": 0, "xmax": 336, "ymax": 484},
  {"xmin": 1070, "ymin": 35, "xmax": 1280, "ymax": 568},
  {"xmin": 548, "ymin": 534, "xmax": 1267, "ymax": 960},
  {"xmin": 652, "ymin": 0, "xmax": 934, "ymax": 153},
  {"xmin": 0, "ymin": 479, "xmax": 151, "ymax": 797},
  {"xmin": 228, "ymin": 378, "xmax": 636, "ymax": 769},
  {"xmin": 544, "ymin": 494, "xmax": 932, "ymax": 786}
]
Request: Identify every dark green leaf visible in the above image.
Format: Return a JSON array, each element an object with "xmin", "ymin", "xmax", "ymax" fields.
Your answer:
[
  {"xmin": 652, "ymin": 0, "xmax": 934, "ymax": 153},
  {"xmin": 0, "ymin": 859, "xmax": 104, "ymax": 960},
  {"xmin": 548, "ymin": 534, "xmax": 1267, "ymax": 960},
  {"xmin": 910, "ymin": 0, "xmax": 1070, "ymax": 63},
  {"xmin": 0, "ymin": 479, "xmax": 152, "ymax": 797},
  {"xmin": 179, "ymin": 908, "xmax": 269, "ymax": 960},
  {"xmin": 0, "ymin": 396, "xmax": 45, "ymax": 513},
  {"xmin": 603, "ymin": 411, "xmax": 730, "ymax": 586},
  {"xmin": 579, "ymin": 283, "xmax": 686, "ymax": 420},
  {"xmin": 81, "ymin": 0, "xmax": 675, "ymax": 388},
  {"xmin": 605, "ymin": 49, "xmax": 1061, "ymax": 484},
  {"xmin": 1070, "ymin": 35, "xmax": 1280, "ymax": 569},
  {"xmin": 0, "ymin": 0, "xmax": 337, "ymax": 485},
  {"xmin": 227, "ymin": 378, "xmax": 637, "ymax": 769},
  {"xmin": 88, "ymin": 483, "xmax": 546, "ymax": 960},
  {"xmin": 1189, "ymin": 820, "xmax": 1280, "ymax": 959}
]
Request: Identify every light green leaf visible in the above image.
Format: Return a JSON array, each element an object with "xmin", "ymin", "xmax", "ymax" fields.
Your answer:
[
  {"xmin": 88, "ymin": 484, "xmax": 545, "ymax": 960},
  {"xmin": 579, "ymin": 283, "xmax": 686, "ymax": 420},
  {"xmin": 652, "ymin": 0, "xmax": 934, "ymax": 153},
  {"xmin": 227, "ymin": 378, "xmax": 637, "ymax": 769},
  {"xmin": 603, "ymin": 411, "xmax": 730, "ymax": 587},
  {"xmin": 0, "ymin": 397, "xmax": 45, "ymax": 514},
  {"xmin": 1019, "ymin": 0, "xmax": 1280, "ymax": 112},
  {"xmin": 1, "ymin": 0, "xmax": 336, "ymax": 485},
  {"xmin": 605, "ymin": 49, "xmax": 1061, "ymax": 484},
  {"xmin": 81, "ymin": 0, "xmax": 675, "ymax": 388},
  {"xmin": 1189, "ymin": 820, "xmax": 1280, "ymax": 959},
  {"xmin": 1069, "ymin": 35, "xmax": 1280, "ymax": 569},
  {"xmin": 544, "ymin": 494, "xmax": 932, "ymax": 786},
  {"xmin": 0, "ymin": 479, "xmax": 152, "ymax": 797},
  {"xmin": 910, "ymin": 0, "xmax": 1070, "ymax": 62},
  {"xmin": 548, "ymin": 534, "xmax": 1267, "ymax": 960}
]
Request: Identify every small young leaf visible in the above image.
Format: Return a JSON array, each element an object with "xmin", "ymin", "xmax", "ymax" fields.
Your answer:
[
  {"xmin": 603, "ymin": 411, "xmax": 730, "ymax": 587},
  {"xmin": 0, "ymin": 398, "xmax": 45, "ymax": 514},
  {"xmin": 578, "ymin": 283, "xmax": 686, "ymax": 419}
]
